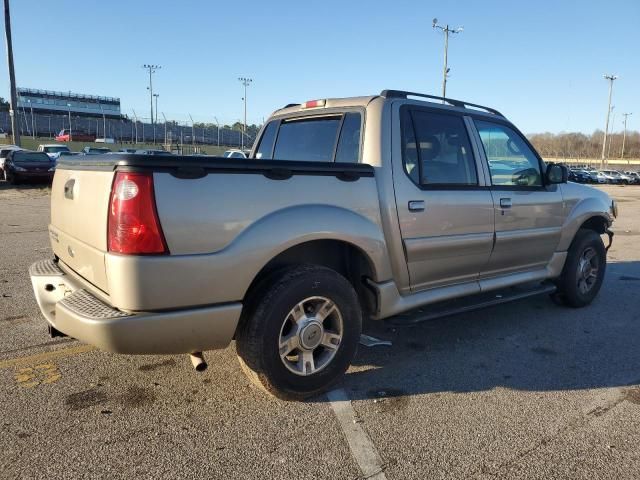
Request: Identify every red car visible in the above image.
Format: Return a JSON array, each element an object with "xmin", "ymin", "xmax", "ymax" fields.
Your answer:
[{"xmin": 55, "ymin": 129, "xmax": 96, "ymax": 142}]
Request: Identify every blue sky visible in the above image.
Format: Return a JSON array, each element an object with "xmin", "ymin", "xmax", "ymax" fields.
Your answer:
[{"xmin": 1, "ymin": 0, "xmax": 638, "ymax": 133}]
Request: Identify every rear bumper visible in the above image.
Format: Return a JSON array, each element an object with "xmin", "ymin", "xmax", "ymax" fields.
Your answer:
[{"xmin": 29, "ymin": 259, "xmax": 242, "ymax": 354}]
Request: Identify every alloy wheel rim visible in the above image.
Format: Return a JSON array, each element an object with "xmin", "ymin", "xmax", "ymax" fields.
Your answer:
[
  {"xmin": 577, "ymin": 247, "xmax": 599, "ymax": 294},
  {"xmin": 278, "ymin": 296, "xmax": 343, "ymax": 376}
]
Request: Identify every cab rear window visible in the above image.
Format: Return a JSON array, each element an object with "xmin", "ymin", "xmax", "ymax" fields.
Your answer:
[{"xmin": 255, "ymin": 112, "xmax": 361, "ymax": 163}]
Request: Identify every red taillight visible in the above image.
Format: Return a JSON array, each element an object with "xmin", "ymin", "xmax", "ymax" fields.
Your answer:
[{"xmin": 108, "ymin": 172, "xmax": 168, "ymax": 254}]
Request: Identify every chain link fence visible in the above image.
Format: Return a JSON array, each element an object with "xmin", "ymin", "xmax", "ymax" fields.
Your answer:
[{"xmin": 0, "ymin": 110, "xmax": 254, "ymax": 148}]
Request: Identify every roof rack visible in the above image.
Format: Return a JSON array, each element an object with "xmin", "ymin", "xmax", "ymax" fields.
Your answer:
[{"xmin": 380, "ymin": 90, "xmax": 504, "ymax": 117}]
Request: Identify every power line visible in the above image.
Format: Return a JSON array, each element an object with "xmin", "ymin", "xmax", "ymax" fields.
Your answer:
[{"xmin": 432, "ymin": 18, "xmax": 463, "ymax": 100}]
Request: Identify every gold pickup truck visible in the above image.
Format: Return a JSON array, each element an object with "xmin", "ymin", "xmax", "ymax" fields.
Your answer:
[{"xmin": 30, "ymin": 90, "xmax": 616, "ymax": 399}]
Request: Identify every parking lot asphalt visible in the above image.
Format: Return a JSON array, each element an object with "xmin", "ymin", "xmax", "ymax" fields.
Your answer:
[{"xmin": 1, "ymin": 182, "xmax": 639, "ymax": 480}]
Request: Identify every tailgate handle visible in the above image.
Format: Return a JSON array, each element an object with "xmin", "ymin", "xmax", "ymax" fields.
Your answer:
[{"xmin": 64, "ymin": 179, "xmax": 75, "ymax": 199}]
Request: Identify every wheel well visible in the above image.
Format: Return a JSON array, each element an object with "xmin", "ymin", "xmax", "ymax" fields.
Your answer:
[
  {"xmin": 580, "ymin": 216, "xmax": 608, "ymax": 234},
  {"xmin": 245, "ymin": 240, "xmax": 378, "ymax": 316}
]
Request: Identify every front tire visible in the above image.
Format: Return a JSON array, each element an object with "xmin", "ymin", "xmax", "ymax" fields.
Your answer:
[
  {"xmin": 554, "ymin": 229, "xmax": 606, "ymax": 307},
  {"xmin": 236, "ymin": 265, "xmax": 362, "ymax": 400}
]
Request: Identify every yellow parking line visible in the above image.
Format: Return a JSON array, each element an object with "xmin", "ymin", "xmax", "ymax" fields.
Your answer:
[{"xmin": 0, "ymin": 344, "xmax": 96, "ymax": 369}]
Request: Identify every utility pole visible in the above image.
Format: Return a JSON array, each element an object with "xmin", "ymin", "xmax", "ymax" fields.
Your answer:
[
  {"xmin": 601, "ymin": 74, "xmax": 617, "ymax": 168},
  {"xmin": 621, "ymin": 113, "xmax": 632, "ymax": 160},
  {"xmin": 432, "ymin": 18, "xmax": 463, "ymax": 100},
  {"xmin": 4, "ymin": 0, "xmax": 20, "ymax": 146},
  {"xmin": 238, "ymin": 77, "xmax": 252, "ymax": 150},
  {"xmin": 142, "ymin": 64, "xmax": 160, "ymax": 144},
  {"xmin": 27, "ymin": 99, "xmax": 34, "ymax": 138}
]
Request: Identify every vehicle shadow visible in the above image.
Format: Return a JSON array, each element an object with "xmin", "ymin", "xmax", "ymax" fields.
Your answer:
[{"xmin": 322, "ymin": 260, "xmax": 640, "ymax": 402}]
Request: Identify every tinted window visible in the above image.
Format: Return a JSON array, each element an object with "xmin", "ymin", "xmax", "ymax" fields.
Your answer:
[
  {"xmin": 402, "ymin": 109, "xmax": 477, "ymax": 186},
  {"xmin": 13, "ymin": 152, "xmax": 51, "ymax": 162},
  {"xmin": 475, "ymin": 120, "xmax": 542, "ymax": 187},
  {"xmin": 255, "ymin": 121, "xmax": 278, "ymax": 160},
  {"xmin": 273, "ymin": 117, "xmax": 341, "ymax": 162},
  {"xmin": 334, "ymin": 112, "xmax": 362, "ymax": 163}
]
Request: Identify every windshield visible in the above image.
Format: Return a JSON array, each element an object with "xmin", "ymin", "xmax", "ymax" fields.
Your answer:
[{"xmin": 13, "ymin": 152, "xmax": 51, "ymax": 162}]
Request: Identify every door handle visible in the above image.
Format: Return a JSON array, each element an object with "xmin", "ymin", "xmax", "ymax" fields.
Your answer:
[
  {"xmin": 408, "ymin": 200, "xmax": 425, "ymax": 212},
  {"xmin": 499, "ymin": 198, "xmax": 512, "ymax": 209}
]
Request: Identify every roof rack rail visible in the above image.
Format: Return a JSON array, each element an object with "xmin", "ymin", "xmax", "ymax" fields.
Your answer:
[
  {"xmin": 380, "ymin": 90, "xmax": 504, "ymax": 117},
  {"xmin": 282, "ymin": 103, "xmax": 301, "ymax": 109}
]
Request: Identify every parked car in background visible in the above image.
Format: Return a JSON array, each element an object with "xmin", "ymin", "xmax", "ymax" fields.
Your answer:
[
  {"xmin": 54, "ymin": 151, "xmax": 81, "ymax": 161},
  {"xmin": 568, "ymin": 169, "xmax": 591, "ymax": 183},
  {"xmin": 0, "ymin": 128, "xmax": 8, "ymax": 139},
  {"xmin": 624, "ymin": 171, "xmax": 640, "ymax": 184},
  {"xmin": 600, "ymin": 170, "xmax": 629, "ymax": 184},
  {"xmin": 3, "ymin": 150, "xmax": 54, "ymax": 184},
  {"xmin": 118, "ymin": 148, "xmax": 137, "ymax": 153},
  {"xmin": 82, "ymin": 147, "xmax": 111, "ymax": 155},
  {"xmin": 55, "ymin": 129, "xmax": 96, "ymax": 142},
  {"xmin": 37, "ymin": 144, "xmax": 71, "ymax": 159},
  {"xmin": 133, "ymin": 149, "xmax": 172, "ymax": 155},
  {"xmin": 0, "ymin": 145, "xmax": 22, "ymax": 174},
  {"xmin": 95, "ymin": 138, "xmax": 115, "ymax": 144},
  {"xmin": 584, "ymin": 169, "xmax": 607, "ymax": 184},
  {"xmin": 223, "ymin": 149, "xmax": 247, "ymax": 158}
]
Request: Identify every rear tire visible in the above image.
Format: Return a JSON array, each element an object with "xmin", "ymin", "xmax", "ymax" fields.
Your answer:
[
  {"xmin": 554, "ymin": 229, "xmax": 606, "ymax": 308},
  {"xmin": 236, "ymin": 265, "xmax": 362, "ymax": 400}
]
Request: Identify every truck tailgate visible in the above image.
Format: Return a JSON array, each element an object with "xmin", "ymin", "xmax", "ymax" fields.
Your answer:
[{"xmin": 50, "ymin": 168, "xmax": 114, "ymax": 292}]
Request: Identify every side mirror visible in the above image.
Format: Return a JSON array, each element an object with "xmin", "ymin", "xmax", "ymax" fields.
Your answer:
[{"xmin": 546, "ymin": 163, "xmax": 568, "ymax": 184}]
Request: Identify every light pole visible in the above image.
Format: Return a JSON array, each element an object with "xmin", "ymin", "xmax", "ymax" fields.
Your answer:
[
  {"xmin": 238, "ymin": 77, "xmax": 252, "ymax": 150},
  {"xmin": 188, "ymin": 113, "xmax": 195, "ymax": 146},
  {"xmin": 161, "ymin": 112, "xmax": 168, "ymax": 146},
  {"xmin": 607, "ymin": 106, "xmax": 616, "ymax": 160},
  {"xmin": 3, "ymin": 0, "xmax": 20, "ymax": 146},
  {"xmin": 66, "ymin": 103, "xmax": 72, "ymax": 141},
  {"xmin": 26, "ymin": 99, "xmax": 35, "ymax": 138},
  {"xmin": 214, "ymin": 116, "xmax": 220, "ymax": 146},
  {"xmin": 153, "ymin": 94, "xmax": 159, "ymax": 124},
  {"xmin": 621, "ymin": 113, "xmax": 632, "ymax": 160},
  {"xmin": 99, "ymin": 104, "xmax": 106, "ymax": 140},
  {"xmin": 142, "ymin": 64, "xmax": 160, "ymax": 144},
  {"xmin": 132, "ymin": 109, "xmax": 138, "ymax": 144},
  {"xmin": 432, "ymin": 18, "xmax": 463, "ymax": 100},
  {"xmin": 601, "ymin": 74, "xmax": 617, "ymax": 167}
]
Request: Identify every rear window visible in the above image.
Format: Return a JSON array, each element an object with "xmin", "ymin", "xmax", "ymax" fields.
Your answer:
[
  {"xmin": 257, "ymin": 112, "xmax": 362, "ymax": 163},
  {"xmin": 44, "ymin": 146, "xmax": 69, "ymax": 153},
  {"xmin": 14, "ymin": 152, "xmax": 51, "ymax": 162}
]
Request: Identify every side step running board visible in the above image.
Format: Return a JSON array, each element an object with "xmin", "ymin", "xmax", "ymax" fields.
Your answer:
[{"xmin": 387, "ymin": 282, "xmax": 557, "ymax": 326}]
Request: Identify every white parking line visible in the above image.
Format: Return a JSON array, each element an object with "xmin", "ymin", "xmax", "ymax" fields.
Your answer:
[{"xmin": 327, "ymin": 388, "xmax": 388, "ymax": 480}]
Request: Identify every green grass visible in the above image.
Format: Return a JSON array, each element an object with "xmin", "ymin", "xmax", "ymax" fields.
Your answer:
[{"xmin": 1, "ymin": 136, "xmax": 232, "ymax": 156}]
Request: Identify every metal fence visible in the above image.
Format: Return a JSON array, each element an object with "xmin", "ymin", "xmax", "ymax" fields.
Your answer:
[{"xmin": 0, "ymin": 110, "xmax": 253, "ymax": 148}]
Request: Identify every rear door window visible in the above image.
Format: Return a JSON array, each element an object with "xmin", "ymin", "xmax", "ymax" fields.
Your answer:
[
  {"xmin": 257, "ymin": 112, "xmax": 362, "ymax": 162},
  {"xmin": 273, "ymin": 116, "xmax": 341, "ymax": 162}
]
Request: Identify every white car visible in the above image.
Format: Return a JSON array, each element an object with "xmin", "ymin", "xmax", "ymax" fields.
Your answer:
[
  {"xmin": 37, "ymin": 144, "xmax": 71, "ymax": 159},
  {"xmin": 0, "ymin": 145, "xmax": 22, "ymax": 174},
  {"xmin": 223, "ymin": 149, "xmax": 248, "ymax": 159}
]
